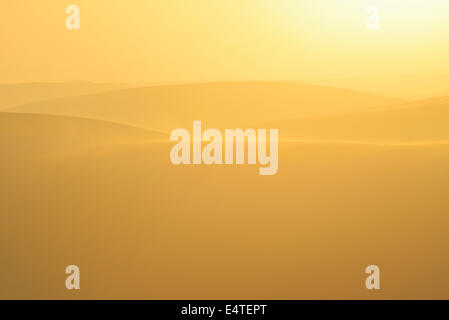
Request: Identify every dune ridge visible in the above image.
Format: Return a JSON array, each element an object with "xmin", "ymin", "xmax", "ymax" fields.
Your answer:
[
  {"xmin": 4, "ymin": 81, "xmax": 402, "ymax": 132},
  {"xmin": 0, "ymin": 112, "xmax": 166, "ymax": 153},
  {"xmin": 263, "ymin": 95, "xmax": 449, "ymax": 142},
  {"xmin": 310, "ymin": 73, "xmax": 449, "ymax": 100},
  {"xmin": 0, "ymin": 81, "xmax": 139, "ymax": 111}
]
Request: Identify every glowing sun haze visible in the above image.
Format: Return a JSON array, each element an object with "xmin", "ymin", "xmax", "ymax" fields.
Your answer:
[{"xmin": 1, "ymin": 0, "xmax": 448, "ymax": 84}]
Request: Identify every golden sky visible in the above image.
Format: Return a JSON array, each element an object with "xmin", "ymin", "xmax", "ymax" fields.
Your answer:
[{"xmin": 1, "ymin": 0, "xmax": 449, "ymax": 83}]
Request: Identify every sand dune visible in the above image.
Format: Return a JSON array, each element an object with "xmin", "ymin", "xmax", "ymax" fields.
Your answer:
[
  {"xmin": 4, "ymin": 82, "xmax": 401, "ymax": 132},
  {"xmin": 0, "ymin": 81, "xmax": 138, "ymax": 111},
  {"xmin": 0, "ymin": 112, "xmax": 165, "ymax": 153},
  {"xmin": 265, "ymin": 96, "xmax": 449, "ymax": 142},
  {"xmin": 2, "ymin": 83, "xmax": 449, "ymax": 299},
  {"xmin": 1, "ymin": 108, "xmax": 449, "ymax": 299},
  {"xmin": 1, "ymin": 140, "xmax": 449, "ymax": 299}
]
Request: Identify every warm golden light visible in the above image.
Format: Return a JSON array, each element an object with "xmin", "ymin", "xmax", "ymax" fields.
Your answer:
[
  {"xmin": 1, "ymin": 0, "xmax": 449, "ymax": 85},
  {"xmin": 2, "ymin": 0, "xmax": 449, "ymax": 300}
]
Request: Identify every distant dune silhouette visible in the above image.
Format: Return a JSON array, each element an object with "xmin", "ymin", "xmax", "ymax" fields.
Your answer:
[
  {"xmin": 4, "ymin": 81, "xmax": 401, "ymax": 132},
  {"xmin": 0, "ymin": 112, "xmax": 165, "ymax": 152},
  {"xmin": 310, "ymin": 73, "xmax": 449, "ymax": 100},
  {"xmin": 0, "ymin": 81, "xmax": 137, "ymax": 111},
  {"xmin": 264, "ymin": 96, "xmax": 449, "ymax": 142}
]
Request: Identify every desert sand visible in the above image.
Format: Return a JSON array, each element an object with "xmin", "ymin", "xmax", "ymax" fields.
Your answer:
[{"xmin": 1, "ymin": 83, "xmax": 449, "ymax": 299}]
